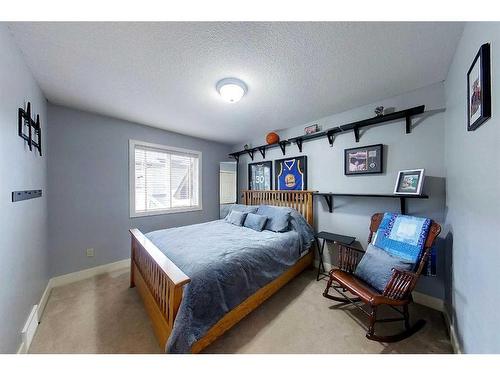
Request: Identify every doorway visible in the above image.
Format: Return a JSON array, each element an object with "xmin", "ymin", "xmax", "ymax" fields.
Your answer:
[{"xmin": 219, "ymin": 161, "xmax": 237, "ymax": 218}]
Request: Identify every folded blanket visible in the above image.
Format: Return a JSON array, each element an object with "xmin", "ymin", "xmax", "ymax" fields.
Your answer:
[{"xmin": 373, "ymin": 213, "xmax": 431, "ymax": 264}]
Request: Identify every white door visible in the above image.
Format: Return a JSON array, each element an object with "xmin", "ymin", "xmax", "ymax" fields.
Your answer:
[{"xmin": 220, "ymin": 171, "xmax": 237, "ymax": 204}]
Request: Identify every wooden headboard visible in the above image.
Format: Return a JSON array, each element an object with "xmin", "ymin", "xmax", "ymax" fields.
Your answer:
[{"xmin": 242, "ymin": 190, "xmax": 314, "ymax": 226}]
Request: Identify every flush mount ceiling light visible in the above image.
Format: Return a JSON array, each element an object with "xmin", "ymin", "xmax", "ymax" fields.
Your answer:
[{"xmin": 216, "ymin": 78, "xmax": 247, "ymax": 103}]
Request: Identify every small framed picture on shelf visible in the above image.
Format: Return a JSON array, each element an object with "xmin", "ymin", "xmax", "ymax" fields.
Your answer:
[
  {"xmin": 394, "ymin": 169, "xmax": 425, "ymax": 195},
  {"xmin": 344, "ymin": 144, "xmax": 383, "ymax": 175},
  {"xmin": 467, "ymin": 43, "xmax": 491, "ymax": 131},
  {"xmin": 304, "ymin": 124, "xmax": 320, "ymax": 134}
]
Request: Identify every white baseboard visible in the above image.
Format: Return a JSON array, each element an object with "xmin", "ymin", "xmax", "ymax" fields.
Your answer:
[
  {"xmin": 444, "ymin": 311, "xmax": 462, "ymax": 354},
  {"xmin": 315, "ymin": 259, "xmax": 445, "ymax": 312},
  {"xmin": 21, "ymin": 305, "xmax": 39, "ymax": 353},
  {"xmin": 49, "ymin": 258, "xmax": 130, "ymax": 288},
  {"xmin": 17, "ymin": 341, "xmax": 26, "ymax": 354},
  {"xmin": 18, "ymin": 258, "xmax": 130, "ymax": 354},
  {"xmin": 412, "ymin": 291, "xmax": 444, "ymax": 312},
  {"xmin": 37, "ymin": 283, "xmax": 52, "ymax": 322}
]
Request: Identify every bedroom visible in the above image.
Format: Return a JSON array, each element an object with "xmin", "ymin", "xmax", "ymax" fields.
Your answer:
[{"xmin": 1, "ymin": 1, "xmax": 499, "ymax": 373}]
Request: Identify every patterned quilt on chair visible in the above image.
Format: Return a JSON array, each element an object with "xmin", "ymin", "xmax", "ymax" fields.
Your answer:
[{"xmin": 373, "ymin": 212, "xmax": 431, "ymax": 264}]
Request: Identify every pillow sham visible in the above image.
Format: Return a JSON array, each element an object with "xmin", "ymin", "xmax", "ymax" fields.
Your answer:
[
  {"xmin": 256, "ymin": 205, "xmax": 291, "ymax": 232},
  {"xmin": 224, "ymin": 204, "xmax": 258, "ymax": 218},
  {"xmin": 225, "ymin": 210, "xmax": 247, "ymax": 226},
  {"xmin": 243, "ymin": 213, "xmax": 268, "ymax": 232},
  {"xmin": 354, "ymin": 243, "xmax": 414, "ymax": 293}
]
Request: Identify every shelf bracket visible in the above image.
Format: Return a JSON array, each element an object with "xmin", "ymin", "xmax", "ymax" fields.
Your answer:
[
  {"xmin": 399, "ymin": 197, "xmax": 406, "ymax": 215},
  {"xmin": 405, "ymin": 115, "xmax": 412, "ymax": 134},
  {"xmin": 353, "ymin": 127, "xmax": 360, "ymax": 143},
  {"xmin": 258, "ymin": 146, "xmax": 266, "ymax": 159},
  {"xmin": 326, "ymin": 132, "xmax": 335, "ymax": 147},
  {"xmin": 322, "ymin": 194, "xmax": 333, "ymax": 213},
  {"xmin": 279, "ymin": 141, "xmax": 287, "ymax": 155},
  {"xmin": 295, "ymin": 138, "xmax": 303, "ymax": 152},
  {"xmin": 246, "ymin": 149, "xmax": 255, "ymax": 160},
  {"xmin": 231, "ymin": 154, "xmax": 239, "ymax": 163}
]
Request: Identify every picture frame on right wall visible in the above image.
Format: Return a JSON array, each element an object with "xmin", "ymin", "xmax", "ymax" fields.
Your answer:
[
  {"xmin": 394, "ymin": 169, "xmax": 425, "ymax": 195},
  {"xmin": 467, "ymin": 43, "xmax": 491, "ymax": 131},
  {"xmin": 344, "ymin": 144, "xmax": 383, "ymax": 175}
]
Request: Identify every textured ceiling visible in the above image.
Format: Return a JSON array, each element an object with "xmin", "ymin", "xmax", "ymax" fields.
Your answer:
[{"xmin": 8, "ymin": 22, "xmax": 464, "ymax": 144}]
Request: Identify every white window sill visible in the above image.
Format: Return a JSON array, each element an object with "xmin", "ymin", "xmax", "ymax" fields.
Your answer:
[{"xmin": 130, "ymin": 206, "xmax": 203, "ymax": 218}]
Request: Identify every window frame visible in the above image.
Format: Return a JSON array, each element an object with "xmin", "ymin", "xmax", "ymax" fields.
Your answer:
[{"xmin": 129, "ymin": 139, "xmax": 203, "ymax": 218}]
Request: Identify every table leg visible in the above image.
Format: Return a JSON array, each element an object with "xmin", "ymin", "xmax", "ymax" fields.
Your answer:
[{"xmin": 316, "ymin": 237, "xmax": 326, "ymax": 281}]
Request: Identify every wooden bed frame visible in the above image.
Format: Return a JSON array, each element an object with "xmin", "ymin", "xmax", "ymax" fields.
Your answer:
[{"xmin": 129, "ymin": 190, "xmax": 315, "ymax": 353}]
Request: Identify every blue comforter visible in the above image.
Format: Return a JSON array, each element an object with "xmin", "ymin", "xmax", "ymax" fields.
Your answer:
[{"xmin": 145, "ymin": 212, "xmax": 314, "ymax": 353}]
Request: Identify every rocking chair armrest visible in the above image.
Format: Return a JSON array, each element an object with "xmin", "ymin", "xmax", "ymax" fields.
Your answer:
[
  {"xmin": 337, "ymin": 244, "xmax": 365, "ymax": 274},
  {"xmin": 382, "ymin": 268, "xmax": 419, "ymax": 300}
]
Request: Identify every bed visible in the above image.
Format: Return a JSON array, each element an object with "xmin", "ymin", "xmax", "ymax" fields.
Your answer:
[{"xmin": 129, "ymin": 190, "xmax": 315, "ymax": 353}]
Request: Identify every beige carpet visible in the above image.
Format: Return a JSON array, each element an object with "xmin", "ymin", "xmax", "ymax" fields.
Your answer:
[{"xmin": 29, "ymin": 268, "xmax": 452, "ymax": 354}]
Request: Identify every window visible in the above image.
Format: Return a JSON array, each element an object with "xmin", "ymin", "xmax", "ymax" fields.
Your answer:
[{"xmin": 129, "ymin": 140, "xmax": 201, "ymax": 217}]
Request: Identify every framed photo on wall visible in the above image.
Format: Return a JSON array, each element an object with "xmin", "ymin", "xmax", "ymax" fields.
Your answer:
[
  {"xmin": 275, "ymin": 156, "xmax": 307, "ymax": 190},
  {"xmin": 467, "ymin": 43, "xmax": 491, "ymax": 131},
  {"xmin": 248, "ymin": 161, "xmax": 272, "ymax": 190},
  {"xmin": 344, "ymin": 144, "xmax": 383, "ymax": 175},
  {"xmin": 394, "ymin": 169, "xmax": 425, "ymax": 195}
]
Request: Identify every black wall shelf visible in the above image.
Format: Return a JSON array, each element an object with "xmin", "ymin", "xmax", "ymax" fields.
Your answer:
[
  {"xmin": 229, "ymin": 105, "xmax": 425, "ymax": 160},
  {"xmin": 229, "ymin": 140, "xmax": 290, "ymax": 162},
  {"xmin": 313, "ymin": 192, "xmax": 429, "ymax": 215}
]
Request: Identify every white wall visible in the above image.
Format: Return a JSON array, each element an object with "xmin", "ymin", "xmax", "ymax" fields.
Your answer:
[
  {"xmin": 0, "ymin": 24, "xmax": 49, "ymax": 353},
  {"xmin": 444, "ymin": 22, "xmax": 500, "ymax": 353},
  {"xmin": 235, "ymin": 82, "xmax": 447, "ymax": 299}
]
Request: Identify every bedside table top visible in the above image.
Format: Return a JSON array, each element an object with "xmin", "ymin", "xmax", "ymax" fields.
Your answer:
[{"xmin": 316, "ymin": 231, "xmax": 356, "ymax": 245}]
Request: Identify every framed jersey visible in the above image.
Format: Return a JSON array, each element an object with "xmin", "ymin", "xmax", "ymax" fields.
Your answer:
[
  {"xmin": 275, "ymin": 156, "xmax": 307, "ymax": 191},
  {"xmin": 248, "ymin": 161, "xmax": 272, "ymax": 190}
]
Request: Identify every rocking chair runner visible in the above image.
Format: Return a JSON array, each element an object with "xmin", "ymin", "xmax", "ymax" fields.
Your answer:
[{"xmin": 323, "ymin": 213, "xmax": 441, "ymax": 342}]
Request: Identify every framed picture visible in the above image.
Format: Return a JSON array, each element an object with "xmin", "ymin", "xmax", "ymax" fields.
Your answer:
[
  {"xmin": 275, "ymin": 156, "xmax": 307, "ymax": 190},
  {"xmin": 304, "ymin": 124, "xmax": 320, "ymax": 134},
  {"xmin": 394, "ymin": 169, "xmax": 425, "ymax": 195},
  {"xmin": 467, "ymin": 43, "xmax": 491, "ymax": 131},
  {"xmin": 344, "ymin": 144, "xmax": 383, "ymax": 175},
  {"xmin": 248, "ymin": 161, "xmax": 272, "ymax": 190}
]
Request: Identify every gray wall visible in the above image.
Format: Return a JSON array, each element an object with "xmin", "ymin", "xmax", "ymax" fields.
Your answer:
[
  {"xmin": 0, "ymin": 25, "xmax": 49, "ymax": 353},
  {"xmin": 234, "ymin": 82, "xmax": 447, "ymax": 299},
  {"xmin": 444, "ymin": 22, "xmax": 500, "ymax": 353},
  {"xmin": 47, "ymin": 104, "xmax": 232, "ymax": 277}
]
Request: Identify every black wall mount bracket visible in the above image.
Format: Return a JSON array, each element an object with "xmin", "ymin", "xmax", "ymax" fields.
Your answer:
[{"xmin": 18, "ymin": 102, "xmax": 42, "ymax": 156}]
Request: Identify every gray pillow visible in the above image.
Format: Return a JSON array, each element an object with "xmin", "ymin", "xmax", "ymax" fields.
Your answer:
[
  {"xmin": 354, "ymin": 243, "xmax": 414, "ymax": 293},
  {"xmin": 224, "ymin": 204, "xmax": 258, "ymax": 218},
  {"xmin": 256, "ymin": 205, "xmax": 291, "ymax": 232},
  {"xmin": 225, "ymin": 210, "xmax": 247, "ymax": 226},
  {"xmin": 243, "ymin": 213, "xmax": 268, "ymax": 232}
]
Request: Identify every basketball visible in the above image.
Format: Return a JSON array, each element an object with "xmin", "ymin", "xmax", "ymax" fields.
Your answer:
[{"xmin": 266, "ymin": 132, "xmax": 280, "ymax": 145}]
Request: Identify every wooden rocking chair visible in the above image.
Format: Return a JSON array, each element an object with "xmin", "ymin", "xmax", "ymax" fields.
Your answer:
[{"xmin": 323, "ymin": 213, "xmax": 441, "ymax": 342}]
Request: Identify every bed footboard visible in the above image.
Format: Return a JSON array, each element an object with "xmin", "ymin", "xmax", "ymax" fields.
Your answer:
[{"xmin": 129, "ymin": 228, "xmax": 191, "ymax": 349}]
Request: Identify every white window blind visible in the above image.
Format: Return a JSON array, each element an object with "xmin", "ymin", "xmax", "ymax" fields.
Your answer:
[{"xmin": 130, "ymin": 140, "xmax": 201, "ymax": 216}]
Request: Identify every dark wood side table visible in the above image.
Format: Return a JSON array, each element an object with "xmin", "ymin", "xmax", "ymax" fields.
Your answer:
[{"xmin": 315, "ymin": 231, "xmax": 356, "ymax": 281}]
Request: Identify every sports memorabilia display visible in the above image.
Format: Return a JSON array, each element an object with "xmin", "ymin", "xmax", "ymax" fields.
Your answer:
[
  {"xmin": 248, "ymin": 161, "xmax": 272, "ymax": 190},
  {"xmin": 344, "ymin": 144, "xmax": 383, "ymax": 175},
  {"xmin": 266, "ymin": 132, "xmax": 280, "ymax": 145},
  {"xmin": 275, "ymin": 156, "xmax": 307, "ymax": 191}
]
